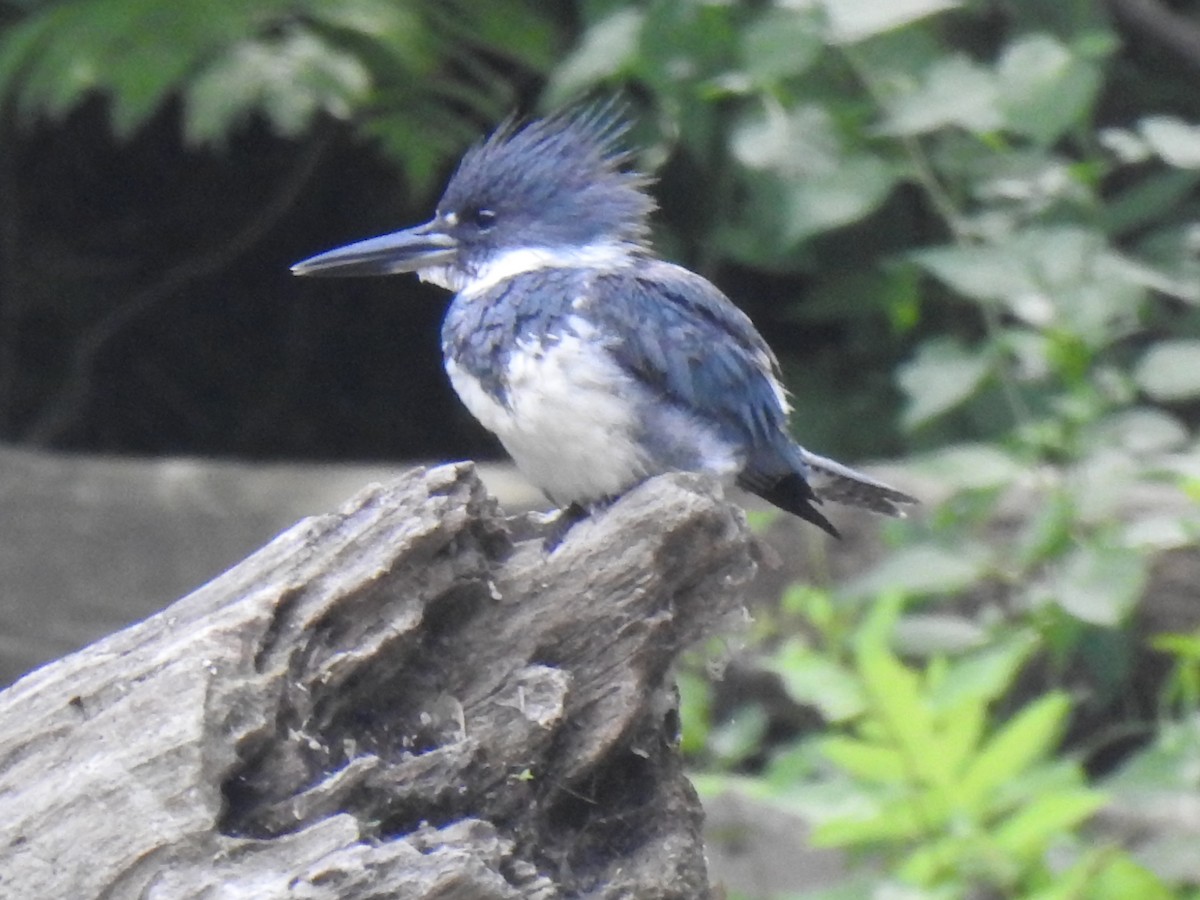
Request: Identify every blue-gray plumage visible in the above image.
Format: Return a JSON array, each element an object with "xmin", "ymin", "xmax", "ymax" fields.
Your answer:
[{"xmin": 292, "ymin": 106, "xmax": 916, "ymax": 537}]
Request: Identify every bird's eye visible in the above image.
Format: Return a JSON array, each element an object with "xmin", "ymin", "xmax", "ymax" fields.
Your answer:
[{"xmin": 471, "ymin": 208, "xmax": 497, "ymax": 230}]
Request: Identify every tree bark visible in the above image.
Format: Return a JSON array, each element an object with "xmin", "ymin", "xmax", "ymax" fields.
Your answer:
[{"xmin": 0, "ymin": 463, "xmax": 756, "ymax": 899}]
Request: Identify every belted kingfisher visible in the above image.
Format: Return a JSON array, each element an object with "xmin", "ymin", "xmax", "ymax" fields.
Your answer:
[{"xmin": 293, "ymin": 106, "xmax": 915, "ymax": 537}]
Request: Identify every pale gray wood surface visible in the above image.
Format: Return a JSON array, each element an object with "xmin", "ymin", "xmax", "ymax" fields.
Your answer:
[
  {"xmin": 0, "ymin": 447, "xmax": 540, "ymax": 686},
  {"xmin": 0, "ymin": 463, "xmax": 755, "ymax": 899}
]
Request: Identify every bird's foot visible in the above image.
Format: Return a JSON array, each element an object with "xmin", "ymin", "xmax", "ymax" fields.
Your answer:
[{"xmin": 541, "ymin": 502, "xmax": 591, "ymax": 552}]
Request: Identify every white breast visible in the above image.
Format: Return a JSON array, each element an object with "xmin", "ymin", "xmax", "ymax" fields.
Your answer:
[{"xmin": 445, "ymin": 325, "xmax": 653, "ymax": 505}]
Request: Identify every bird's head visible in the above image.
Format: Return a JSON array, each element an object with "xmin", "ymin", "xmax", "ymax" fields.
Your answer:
[{"xmin": 291, "ymin": 105, "xmax": 655, "ymax": 293}]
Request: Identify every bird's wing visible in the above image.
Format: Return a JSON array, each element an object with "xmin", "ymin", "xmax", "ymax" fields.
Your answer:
[
  {"xmin": 588, "ymin": 262, "xmax": 847, "ymax": 534},
  {"xmin": 590, "ymin": 260, "xmax": 791, "ymax": 448},
  {"xmin": 585, "ymin": 262, "xmax": 916, "ymax": 534}
]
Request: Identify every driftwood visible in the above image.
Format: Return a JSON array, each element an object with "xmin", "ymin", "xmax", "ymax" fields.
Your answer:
[{"xmin": 0, "ymin": 463, "xmax": 756, "ymax": 899}]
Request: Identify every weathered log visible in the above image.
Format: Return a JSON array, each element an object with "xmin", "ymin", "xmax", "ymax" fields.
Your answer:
[{"xmin": 0, "ymin": 462, "xmax": 756, "ymax": 899}]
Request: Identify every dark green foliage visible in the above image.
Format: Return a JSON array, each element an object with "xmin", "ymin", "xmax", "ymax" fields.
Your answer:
[
  {"xmin": 538, "ymin": 2, "xmax": 1200, "ymax": 895},
  {"xmin": 0, "ymin": 0, "xmax": 559, "ymax": 188},
  {"xmin": 0, "ymin": 0, "xmax": 562, "ymax": 452},
  {"xmin": 4, "ymin": 0, "xmax": 1200, "ymax": 895}
]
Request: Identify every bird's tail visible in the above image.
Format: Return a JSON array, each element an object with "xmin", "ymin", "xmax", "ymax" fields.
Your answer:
[
  {"xmin": 740, "ymin": 469, "xmax": 840, "ymax": 537},
  {"xmin": 798, "ymin": 449, "xmax": 917, "ymax": 518},
  {"xmin": 738, "ymin": 445, "xmax": 917, "ymax": 538}
]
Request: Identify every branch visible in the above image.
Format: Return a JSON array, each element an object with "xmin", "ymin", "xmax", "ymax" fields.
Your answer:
[
  {"xmin": 21, "ymin": 131, "xmax": 331, "ymax": 446},
  {"xmin": 0, "ymin": 464, "xmax": 755, "ymax": 899}
]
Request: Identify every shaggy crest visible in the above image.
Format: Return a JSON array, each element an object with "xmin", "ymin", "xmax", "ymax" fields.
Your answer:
[{"xmin": 438, "ymin": 104, "xmax": 656, "ymax": 249}]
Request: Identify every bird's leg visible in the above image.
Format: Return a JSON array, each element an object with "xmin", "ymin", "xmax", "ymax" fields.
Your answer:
[{"xmin": 541, "ymin": 502, "xmax": 592, "ymax": 552}]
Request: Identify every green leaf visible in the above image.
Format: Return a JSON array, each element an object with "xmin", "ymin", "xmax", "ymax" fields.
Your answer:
[
  {"xmin": 914, "ymin": 241, "xmax": 1035, "ymax": 305},
  {"xmin": 675, "ymin": 670, "xmax": 711, "ymax": 757},
  {"xmin": 915, "ymin": 228, "xmax": 1160, "ymax": 347},
  {"xmin": 740, "ymin": 7, "xmax": 824, "ymax": 84},
  {"xmin": 440, "ymin": 0, "xmax": 559, "ymax": 71},
  {"xmin": 543, "ymin": 7, "xmax": 643, "ymax": 102},
  {"xmin": 729, "ymin": 102, "xmax": 898, "ymax": 245},
  {"xmin": 364, "ymin": 107, "xmax": 478, "ymax": 194},
  {"xmin": 821, "ymin": 736, "xmax": 908, "ymax": 783},
  {"xmin": 0, "ymin": 0, "xmax": 255, "ymax": 133},
  {"xmin": 1099, "ymin": 724, "xmax": 1200, "ymax": 883},
  {"xmin": 766, "ymin": 641, "xmax": 866, "ymax": 721},
  {"xmin": 1026, "ymin": 848, "xmax": 1173, "ymax": 900},
  {"xmin": 0, "ymin": 12, "xmax": 58, "ymax": 116},
  {"xmin": 781, "ymin": 154, "xmax": 898, "ymax": 243},
  {"xmin": 992, "ymin": 788, "xmax": 1107, "ymax": 859},
  {"xmin": 926, "ymin": 632, "xmax": 1038, "ymax": 711},
  {"xmin": 1099, "ymin": 126, "xmax": 1152, "ymax": 164},
  {"xmin": 931, "ymin": 698, "xmax": 986, "ymax": 781},
  {"xmin": 1135, "ymin": 340, "xmax": 1200, "ymax": 402},
  {"xmin": 313, "ymin": 0, "xmax": 432, "ymax": 65},
  {"xmin": 843, "ymin": 542, "xmax": 990, "ymax": 600},
  {"xmin": 762, "ymin": 741, "xmax": 826, "ymax": 791},
  {"xmin": 880, "ymin": 54, "xmax": 1002, "ymax": 136},
  {"xmin": 635, "ymin": 2, "xmax": 742, "ymax": 97},
  {"xmin": 1086, "ymin": 407, "xmax": 1189, "ymax": 454},
  {"xmin": 1140, "ymin": 115, "xmax": 1200, "ymax": 169},
  {"xmin": 1025, "ymin": 850, "xmax": 1102, "ymax": 900},
  {"xmin": 184, "ymin": 27, "xmax": 371, "ymax": 144},
  {"xmin": 1104, "ymin": 717, "xmax": 1200, "ymax": 797},
  {"xmin": 854, "ymin": 619, "xmax": 948, "ymax": 788},
  {"xmin": 822, "ymin": 0, "xmax": 962, "ymax": 44},
  {"xmin": 1101, "ymin": 169, "xmax": 1200, "ymax": 236},
  {"xmin": 958, "ymin": 692, "xmax": 1071, "ymax": 807},
  {"xmin": 1013, "ymin": 488, "xmax": 1075, "ymax": 569},
  {"xmin": 730, "ymin": 103, "xmax": 840, "ymax": 174},
  {"xmin": 967, "ymin": 153, "xmax": 1084, "ymax": 220},
  {"xmin": 1123, "ymin": 515, "xmax": 1195, "ymax": 552},
  {"xmin": 897, "ymin": 833, "xmax": 979, "ymax": 887},
  {"xmin": 812, "ymin": 795, "xmax": 925, "ymax": 845},
  {"xmin": 898, "ymin": 339, "xmax": 992, "ymax": 430},
  {"xmin": 708, "ymin": 705, "xmax": 769, "ymax": 767},
  {"xmin": 994, "ymin": 757, "xmax": 1092, "ymax": 810},
  {"xmin": 0, "ymin": 0, "xmax": 546, "ymax": 165},
  {"xmin": 996, "ymin": 33, "xmax": 1101, "ymax": 145},
  {"xmin": 892, "ymin": 613, "xmax": 987, "ymax": 656},
  {"xmin": 1043, "ymin": 543, "xmax": 1146, "ymax": 626},
  {"xmin": 1086, "ymin": 855, "xmax": 1175, "ymax": 900},
  {"xmin": 909, "ymin": 443, "xmax": 1023, "ymax": 492}
]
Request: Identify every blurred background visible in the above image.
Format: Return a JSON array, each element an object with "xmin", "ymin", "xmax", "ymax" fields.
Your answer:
[{"xmin": 4, "ymin": 0, "xmax": 1200, "ymax": 896}]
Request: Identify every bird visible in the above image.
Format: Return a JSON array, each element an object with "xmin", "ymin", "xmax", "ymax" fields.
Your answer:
[{"xmin": 292, "ymin": 105, "xmax": 916, "ymax": 539}]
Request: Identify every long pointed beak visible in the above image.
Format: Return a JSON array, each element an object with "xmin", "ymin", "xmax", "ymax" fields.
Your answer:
[{"xmin": 291, "ymin": 220, "xmax": 457, "ymax": 277}]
